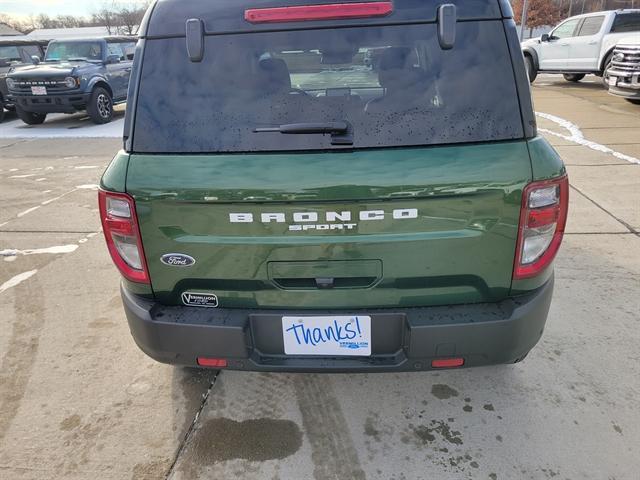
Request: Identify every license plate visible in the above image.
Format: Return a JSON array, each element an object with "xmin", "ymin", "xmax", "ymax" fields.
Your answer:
[
  {"xmin": 282, "ymin": 315, "xmax": 371, "ymax": 356},
  {"xmin": 608, "ymin": 76, "xmax": 618, "ymax": 87},
  {"xmin": 31, "ymin": 86, "xmax": 47, "ymax": 95}
]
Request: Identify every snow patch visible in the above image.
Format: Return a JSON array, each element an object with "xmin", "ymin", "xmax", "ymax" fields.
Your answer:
[
  {"xmin": 536, "ymin": 112, "xmax": 640, "ymax": 165},
  {"xmin": 17, "ymin": 206, "xmax": 41, "ymax": 217},
  {"xmin": 1, "ymin": 245, "xmax": 79, "ymax": 258},
  {"xmin": 0, "ymin": 270, "xmax": 38, "ymax": 293},
  {"xmin": 9, "ymin": 173, "xmax": 36, "ymax": 178},
  {"xmin": 75, "ymin": 184, "xmax": 99, "ymax": 190}
]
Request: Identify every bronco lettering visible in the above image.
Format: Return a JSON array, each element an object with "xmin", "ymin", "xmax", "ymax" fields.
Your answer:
[{"xmin": 229, "ymin": 209, "xmax": 418, "ymax": 224}]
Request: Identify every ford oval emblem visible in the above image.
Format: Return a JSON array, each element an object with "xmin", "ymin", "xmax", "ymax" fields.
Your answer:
[{"xmin": 161, "ymin": 253, "xmax": 196, "ymax": 267}]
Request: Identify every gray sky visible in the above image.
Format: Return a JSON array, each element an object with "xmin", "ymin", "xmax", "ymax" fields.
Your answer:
[{"xmin": 1, "ymin": 1, "xmax": 148, "ymax": 18}]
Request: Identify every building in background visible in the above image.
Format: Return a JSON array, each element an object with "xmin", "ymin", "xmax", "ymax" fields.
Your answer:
[
  {"xmin": 26, "ymin": 26, "xmax": 137, "ymax": 41},
  {"xmin": 0, "ymin": 22, "xmax": 23, "ymax": 36}
]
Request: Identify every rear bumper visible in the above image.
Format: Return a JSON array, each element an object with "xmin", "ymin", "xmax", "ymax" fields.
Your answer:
[
  {"xmin": 8, "ymin": 92, "xmax": 90, "ymax": 113},
  {"xmin": 121, "ymin": 277, "xmax": 554, "ymax": 372}
]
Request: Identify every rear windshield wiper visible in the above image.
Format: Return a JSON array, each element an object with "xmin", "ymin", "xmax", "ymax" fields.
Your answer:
[{"xmin": 254, "ymin": 121, "xmax": 353, "ymax": 145}]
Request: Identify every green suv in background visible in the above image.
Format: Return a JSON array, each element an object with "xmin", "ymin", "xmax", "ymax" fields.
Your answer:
[{"xmin": 99, "ymin": 0, "xmax": 568, "ymax": 372}]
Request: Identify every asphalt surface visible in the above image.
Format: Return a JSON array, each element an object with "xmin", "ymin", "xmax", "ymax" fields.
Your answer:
[{"xmin": 0, "ymin": 75, "xmax": 639, "ymax": 480}]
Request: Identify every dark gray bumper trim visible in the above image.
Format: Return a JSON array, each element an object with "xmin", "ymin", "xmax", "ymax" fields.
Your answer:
[{"xmin": 121, "ymin": 277, "xmax": 554, "ymax": 372}]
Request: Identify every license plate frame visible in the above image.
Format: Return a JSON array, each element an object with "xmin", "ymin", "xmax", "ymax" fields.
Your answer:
[
  {"xmin": 281, "ymin": 315, "xmax": 372, "ymax": 356},
  {"xmin": 31, "ymin": 86, "xmax": 47, "ymax": 95}
]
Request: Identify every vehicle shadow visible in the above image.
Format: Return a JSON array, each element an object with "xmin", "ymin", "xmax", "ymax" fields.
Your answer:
[
  {"xmin": 534, "ymin": 76, "xmax": 606, "ymax": 92},
  {"xmin": 0, "ymin": 106, "xmax": 125, "ymax": 129}
]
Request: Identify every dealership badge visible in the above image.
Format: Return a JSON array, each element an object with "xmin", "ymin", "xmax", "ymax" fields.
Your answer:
[{"xmin": 181, "ymin": 292, "xmax": 218, "ymax": 308}]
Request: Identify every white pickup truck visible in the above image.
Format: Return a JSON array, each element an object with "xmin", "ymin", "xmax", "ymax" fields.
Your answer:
[
  {"xmin": 606, "ymin": 36, "xmax": 640, "ymax": 104},
  {"xmin": 521, "ymin": 9, "xmax": 640, "ymax": 86}
]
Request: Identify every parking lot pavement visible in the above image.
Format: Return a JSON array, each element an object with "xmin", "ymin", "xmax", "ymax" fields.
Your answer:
[{"xmin": 0, "ymin": 75, "xmax": 639, "ymax": 480}]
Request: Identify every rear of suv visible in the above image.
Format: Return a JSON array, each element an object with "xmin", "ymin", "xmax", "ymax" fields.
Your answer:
[{"xmin": 100, "ymin": 0, "xmax": 568, "ymax": 372}]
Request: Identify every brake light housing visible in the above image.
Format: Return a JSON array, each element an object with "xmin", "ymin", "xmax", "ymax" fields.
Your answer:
[
  {"xmin": 244, "ymin": 2, "xmax": 393, "ymax": 24},
  {"xmin": 98, "ymin": 190, "xmax": 150, "ymax": 284},
  {"xmin": 513, "ymin": 176, "xmax": 569, "ymax": 280}
]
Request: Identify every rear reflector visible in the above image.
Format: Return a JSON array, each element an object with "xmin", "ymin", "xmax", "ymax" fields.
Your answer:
[
  {"xmin": 432, "ymin": 358, "xmax": 465, "ymax": 368},
  {"xmin": 514, "ymin": 175, "xmax": 569, "ymax": 279},
  {"xmin": 197, "ymin": 357, "xmax": 228, "ymax": 368},
  {"xmin": 98, "ymin": 190, "xmax": 150, "ymax": 284},
  {"xmin": 244, "ymin": 2, "xmax": 393, "ymax": 24}
]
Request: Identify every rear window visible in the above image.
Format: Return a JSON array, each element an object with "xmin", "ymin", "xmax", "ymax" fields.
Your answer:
[
  {"xmin": 133, "ymin": 22, "xmax": 523, "ymax": 153},
  {"xmin": 611, "ymin": 13, "xmax": 640, "ymax": 33}
]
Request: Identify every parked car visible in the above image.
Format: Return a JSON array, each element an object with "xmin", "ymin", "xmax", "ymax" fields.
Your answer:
[
  {"xmin": 6, "ymin": 36, "xmax": 136, "ymax": 125},
  {"xmin": 0, "ymin": 39, "xmax": 47, "ymax": 123},
  {"xmin": 100, "ymin": 0, "xmax": 568, "ymax": 372},
  {"xmin": 606, "ymin": 36, "xmax": 640, "ymax": 104},
  {"xmin": 521, "ymin": 9, "xmax": 640, "ymax": 86}
]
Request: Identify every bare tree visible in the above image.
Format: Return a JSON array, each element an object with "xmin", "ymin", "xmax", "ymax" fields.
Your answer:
[
  {"xmin": 36, "ymin": 14, "xmax": 56, "ymax": 29},
  {"xmin": 92, "ymin": 8, "xmax": 117, "ymax": 34},
  {"xmin": 117, "ymin": 6, "xmax": 147, "ymax": 35},
  {"xmin": 92, "ymin": 1, "xmax": 149, "ymax": 35},
  {"xmin": 512, "ymin": 0, "xmax": 563, "ymax": 35},
  {"xmin": 0, "ymin": 13, "xmax": 25, "ymax": 32}
]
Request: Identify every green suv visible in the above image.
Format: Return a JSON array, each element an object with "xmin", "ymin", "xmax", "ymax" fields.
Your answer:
[{"xmin": 99, "ymin": 0, "xmax": 568, "ymax": 372}]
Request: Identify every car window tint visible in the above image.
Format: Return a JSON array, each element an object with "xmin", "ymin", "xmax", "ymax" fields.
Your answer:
[
  {"xmin": 611, "ymin": 13, "xmax": 640, "ymax": 32},
  {"xmin": 0, "ymin": 46, "xmax": 21, "ymax": 62},
  {"xmin": 21, "ymin": 45, "xmax": 42, "ymax": 62},
  {"xmin": 552, "ymin": 19, "xmax": 580, "ymax": 39},
  {"xmin": 122, "ymin": 42, "xmax": 137, "ymax": 60},
  {"xmin": 107, "ymin": 43, "xmax": 125, "ymax": 61},
  {"xmin": 578, "ymin": 16, "xmax": 605, "ymax": 36},
  {"xmin": 133, "ymin": 21, "xmax": 524, "ymax": 153}
]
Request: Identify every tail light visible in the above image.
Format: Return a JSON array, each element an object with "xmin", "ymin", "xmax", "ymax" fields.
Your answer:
[
  {"xmin": 513, "ymin": 176, "xmax": 569, "ymax": 279},
  {"xmin": 244, "ymin": 2, "xmax": 393, "ymax": 24},
  {"xmin": 98, "ymin": 190, "xmax": 150, "ymax": 284}
]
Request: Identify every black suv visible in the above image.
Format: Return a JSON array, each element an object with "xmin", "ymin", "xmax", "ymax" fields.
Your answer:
[
  {"xmin": 0, "ymin": 38, "xmax": 47, "ymax": 123},
  {"xmin": 7, "ymin": 36, "xmax": 136, "ymax": 125}
]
